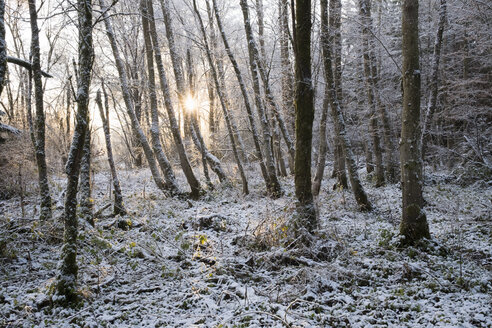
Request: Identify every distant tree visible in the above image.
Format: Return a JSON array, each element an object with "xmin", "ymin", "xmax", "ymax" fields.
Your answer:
[{"xmin": 399, "ymin": 0, "xmax": 430, "ymax": 244}]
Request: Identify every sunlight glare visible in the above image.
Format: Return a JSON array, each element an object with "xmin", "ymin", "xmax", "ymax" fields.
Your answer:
[{"xmin": 184, "ymin": 94, "xmax": 198, "ymax": 113}]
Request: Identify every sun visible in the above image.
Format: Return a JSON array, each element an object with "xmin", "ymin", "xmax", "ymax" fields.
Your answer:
[{"xmin": 184, "ymin": 94, "xmax": 198, "ymax": 113}]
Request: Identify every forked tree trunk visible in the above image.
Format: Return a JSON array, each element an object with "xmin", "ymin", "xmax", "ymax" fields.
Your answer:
[
  {"xmin": 400, "ymin": 0, "xmax": 430, "ymax": 243},
  {"xmin": 96, "ymin": 88, "xmax": 126, "ymax": 216},
  {"xmin": 99, "ymin": 0, "xmax": 170, "ymax": 194},
  {"xmin": 144, "ymin": 0, "xmax": 201, "ymax": 198},
  {"xmin": 193, "ymin": 0, "xmax": 249, "ymax": 195},
  {"xmin": 28, "ymin": 0, "xmax": 52, "ymax": 220},
  {"xmin": 56, "ymin": 0, "xmax": 93, "ymax": 304},
  {"xmin": 321, "ymin": 0, "xmax": 372, "ymax": 211},
  {"xmin": 212, "ymin": 0, "xmax": 281, "ymax": 197},
  {"xmin": 292, "ymin": 0, "xmax": 317, "ymax": 239}
]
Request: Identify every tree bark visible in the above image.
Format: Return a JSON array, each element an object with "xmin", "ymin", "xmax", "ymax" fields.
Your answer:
[
  {"xmin": 79, "ymin": 129, "xmax": 93, "ymax": 225},
  {"xmin": 212, "ymin": 0, "xmax": 281, "ymax": 197},
  {"xmin": 99, "ymin": 0, "xmax": 170, "ymax": 194},
  {"xmin": 56, "ymin": 0, "xmax": 93, "ymax": 304},
  {"xmin": 279, "ymin": 0, "xmax": 295, "ymax": 137},
  {"xmin": 421, "ymin": 0, "xmax": 446, "ymax": 162},
  {"xmin": 0, "ymin": 0, "xmax": 6, "ymax": 96},
  {"xmin": 96, "ymin": 87, "xmax": 126, "ymax": 216},
  {"xmin": 193, "ymin": 0, "xmax": 249, "ymax": 195},
  {"xmin": 312, "ymin": 86, "xmax": 330, "ymax": 197},
  {"xmin": 144, "ymin": 0, "xmax": 201, "ymax": 198},
  {"xmin": 28, "ymin": 0, "xmax": 52, "ymax": 220},
  {"xmin": 321, "ymin": 0, "xmax": 372, "ymax": 211},
  {"xmin": 400, "ymin": 0, "xmax": 430, "ymax": 243},
  {"xmin": 293, "ymin": 0, "xmax": 317, "ymax": 236}
]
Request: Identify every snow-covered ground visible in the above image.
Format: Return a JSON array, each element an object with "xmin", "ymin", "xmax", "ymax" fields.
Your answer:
[{"xmin": 1, "ymin": 165, "xmax": 490, "ymax": 327}]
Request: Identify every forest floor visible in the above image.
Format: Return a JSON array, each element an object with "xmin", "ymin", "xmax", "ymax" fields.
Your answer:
[{"xmin": 0, "ymin": 164, "xmax": 490, "ymax": 327}]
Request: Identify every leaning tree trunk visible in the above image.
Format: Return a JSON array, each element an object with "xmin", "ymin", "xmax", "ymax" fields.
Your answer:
[
  {"xmin": 292, "ymin": 0, "xmax": 317, "ymax": 238},
  {"xmin": 212, "ymin": 0, "xmax": 281, "ymax": 197},
  {"xmin": 148, "ymin": 0, "xmax": 202, "ymax": 198},
  {"xmin": 421, "ymin": 0, "xmax": 446, "ymax": 162},
  {"xmin": 321, "ymin": 0, "xmax": 372, "ymax": 211},
  {"xmin": 140, "ymin": 0, "xmax": 183, "ymax": 196},
  {"xmin": 400, "ymin": 0, "xmax": 430, "ymax": 244},
  {"xmin": 96, "ymin": 88, "xmax": 126, "ymax": 216},
  {"xmin": 193, "ymin": 0, "xmax": 249, "ymax": 195},
  {"xmin": 99, "ymin": 0, "xmax": 170, "ymax": 194},
  {"xmin": 56, "ymin": 0, "xmax": 93, "ymax": 304},
  {"xmin": 238, "ymin": 0, "xmax": 283, "ymax": 196},
  {"xmin": 28, "ymin": 0, "xmax": 52, "ymax": 220}
]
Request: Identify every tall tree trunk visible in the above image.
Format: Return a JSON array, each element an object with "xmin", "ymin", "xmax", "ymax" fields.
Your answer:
[
  {"xmin": 79, "ymin": 129, "xmax": 93, "ymax": 225},
  {"xmin": 321, "ymin": 0, "xmax": 372, "ymax": 211},
  {"xmin": 279, "ymin": 0, "xmax": 295, "ymax": 137},
  {"xmin": 144, "ymin": 0, "xmax": 201, "ymax": 198},
  {"xmin": 359, "ymin": 0, "xmax": 398, "ymax": 184},
  {"xmin": 238, "ymin": 0, "xmax": 284, "ymax": 197},
  {"xmin": 28, "ymin": 0, "xmax": 52, "ymax": 220},
  {"xmin": 193, "ymin": 0, "xmax": 249, "ymax": 195},
  {"xmin": 140, "ymin": 0, "xmax": 181, "ymax": 196},
  {"xmin": 0, "ymin": 0, "xmax": 6, "ymax": 96},
  {"xmin": 293, "ymin": 0, "xmax": 317, "ymax": 237},
  {"xmin": 99, "ymin": 0, "xmax": 171, "ymax": 194},
  {"xmin": 96, "ymin": 87, "xmax": 126, "ymax": 216},
  {"xmin": 312, "ymin": 86, "xmax": 329, "ymax": 197},
  {"xmin": 329, "ymin": 0, "xmax": 348, "ymax": 189},
  {"xmin": 56, "ymin": 0, "xmax": 93, "ymax": 304},
  {"xmin": 212, "ymin": 0, "xmax": 281, "ymax": 197},
  {"xmin": 421, "ymin": 0, "xmax": 446, "ymax": 162},
  {"xmin": 400, "ymin": 0, "xmax": 430, "ymax": 243}
]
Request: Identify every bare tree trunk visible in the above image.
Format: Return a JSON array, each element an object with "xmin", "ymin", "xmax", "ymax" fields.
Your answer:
[
  {"xmin": 193, "ymin": 0, "xmax": 249, "ymax": 195},
  {"xmin": 279, "ymin": 0, "xmax": 295, "ymax": 137},
  {"xmin": 292, "ymin": 0, "xmax": 317, "ymax": 240},
  {"xmin": 99, "ymin": 0, "xmax": 171, "ymax": 194},
  {"xmin": 0, "ymin": 0, "xmax": 6, "ymax": 96},
  {"xmin": 96, "ymin": 87, "xmax": 126, "ymax": 216},
  {"xmin": 400, "ymin": 0, "xmax": 430, "ymax": 244},
  {"xmin": 330, "ymin": 0, "xmax": 348, "ymax": 189},
  {"xmin": 359, "ymin": 0, "xmax": 397, "ymax": 185},
  {"xmin": 312, "ymin": 87, "xmax": 329, "ymax": 197},
  {"xmin": 422, "ymin": 0, "xmax": 446, "ymax": 162},
  {"xmin": 321, "ymin": 0, "xmax": 372, "ymax": 211},
  {"xmin": 79, "ymin": 128, "xmax": 93, "ymax": 225},
  {"xmin": 140, "ymin": 0, "xmax": 182, "ymax": 196},
  {"xmin": 144, "ymin": 0, "xmax": 201, "ymax": 198},
  {"xmin": 28, "ymin": 0, "xmax": 52, "ymax": 220},
  {"xmin": 56, "ymin": 0, "xmax": 93, "ymax": 304},
  {"xmin": 186, "ymin": 45, "xmax": 227, "ymax": 184},
  {"xmin": 212, "ymin": 0, "xmax": 281, "ymax": 197}
]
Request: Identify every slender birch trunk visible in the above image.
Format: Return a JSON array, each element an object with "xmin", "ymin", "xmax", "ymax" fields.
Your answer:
[
  {"xmin": 321, "ymin": 0, "xmax": 372, "ymax": 211},
  {"xmin": 193, "ymin": 0, "xmax": 249, "ymax": 195},
  {"xmin": 144, "ymin": 0, "xmax": 201, "ymax": 198},
  {"xmin": 211, "ymin": 0, "xmax": 281, "ymax": 197},
  {"xmin": 28, "ymin": 0, "xmax": 52, "ymax": 220},
  {"xmin": 99, "ymin": 0, "xmax": 170, "ymax": 194},
  {"xmin": 96, "ymin": 88, "xmax": 126, "ymax": 216},
  {"xmin": 422, "ymin": 0, "xmax": 446, "ymax": 162},
  {"xmin": 312, "ymin": 86, "xmax": 330, "ymax": 197}
]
